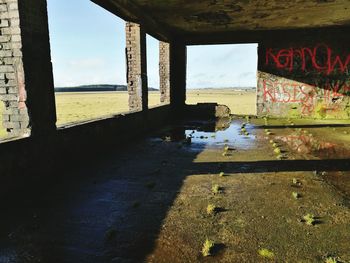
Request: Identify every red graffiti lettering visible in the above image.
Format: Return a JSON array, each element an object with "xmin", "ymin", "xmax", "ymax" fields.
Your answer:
[
  {"xmin": 266, "ymin": 44, "xmax": 350, "ymax": 75},
  {"xmin": 263, "ymin": 79, "xmax": 275, "ymax": 102},
  {"xmin": 261, "ymin": 80, "xmax": 350, "ymax": 115}
]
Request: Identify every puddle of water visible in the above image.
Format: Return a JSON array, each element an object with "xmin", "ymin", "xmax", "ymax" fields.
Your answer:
[
  {"xmin": 156, "ymin": 118, "xmax": 350, "ymax": 161},
  {"xmin": 277, "ymin": 129, "xmax": 350, "ymax": 159},
  {"xmin": 153, "ymin": 119, "xmax": 256, "ymax": 152},
  {"xmin": 185, "ymin": 121, "xmax": 255, "ymax": 150}
]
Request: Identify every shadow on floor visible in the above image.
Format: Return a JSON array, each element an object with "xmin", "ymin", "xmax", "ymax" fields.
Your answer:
[{"xmin": 0, "ymin": 119, "xmax": 349, "ymax": 263}]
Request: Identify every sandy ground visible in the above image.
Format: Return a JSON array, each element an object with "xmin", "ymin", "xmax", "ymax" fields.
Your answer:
[
  {"xmin": 187, "ymin": 89, "xmax": 256, "ymax": 116},
  {"xmin": 1, "ymin": 117, "xmax": 349, "ymax": 262},
  {"xmin": 0, "ymin": 89, "xmax": 256, "ymax": 138},
  {"xmin": 52, "ymin": 89, "xmax": 256, "ymax": 126}
]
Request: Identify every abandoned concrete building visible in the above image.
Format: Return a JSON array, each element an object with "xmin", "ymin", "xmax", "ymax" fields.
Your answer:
[{"xmin": 0, "ymin": 0, "xmax": 350, "ymax": 262}]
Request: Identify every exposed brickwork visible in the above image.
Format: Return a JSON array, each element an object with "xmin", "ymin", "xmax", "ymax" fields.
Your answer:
[
  {"xmin": 159, "ymin": 41, "xmax": 170, "ymax": 104},
  {"xmin": 0, "ymin": 0, "xmax": 29, "ymax": 137},
  {"xmin": 125, "ymin": 22, "xmax": 148, "ymax": 111},
  {"xmin": 0, "ymin": 0, "xmax": 56, "ymax": 138}
]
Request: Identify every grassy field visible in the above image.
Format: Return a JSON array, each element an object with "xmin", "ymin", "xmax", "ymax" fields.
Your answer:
[
  {"xmin": 0, "ymin": 89, "xmax": 256, "ymax": 137},
  {"xmin": 187, "ymin": 89, "xmax": 256, "ymax": 115},
  {"xmin": 55, "ymin": 91, "xmax": 161, "ymax": 126}
]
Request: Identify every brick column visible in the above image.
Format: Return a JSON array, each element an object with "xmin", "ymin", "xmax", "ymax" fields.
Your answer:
[
  {"xmin": 125, "ymin": 22, "xmax": 148, "ymax": 112},
  {"xmin": 170, "ymin": 41, "xmax": 187, "ymax": 114},
  {"xmin": 0, "ymin": 0, "xmax": 29, "ymax": 137},
  {"xmin": 0, "ymin": 0, "xmax": 56, "ymax": 138},
  {"xmin": 159, "ymin": 41, "xmax": 170, "ymax": 104}
]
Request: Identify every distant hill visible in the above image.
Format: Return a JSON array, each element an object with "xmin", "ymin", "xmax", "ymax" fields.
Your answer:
[
  {"xmin": 55, "ymin": 84, "xmax": 159, "ymax": 92},
  {"xmin": 187, "ymin": 87, "xmax": 256, "ymax": 91}
]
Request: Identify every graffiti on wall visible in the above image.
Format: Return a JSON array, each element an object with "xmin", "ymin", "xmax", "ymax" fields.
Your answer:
[
  {"xmin": 265, "ymin": 44, "xmax": 350, "ymax": 75},
  {"xmin": 261, "ymin": 77, "xmax": 350, "ymax": 114},
  {"xmin": 258, "ymin": 43, "xmax": 350, "ymax": 118}
]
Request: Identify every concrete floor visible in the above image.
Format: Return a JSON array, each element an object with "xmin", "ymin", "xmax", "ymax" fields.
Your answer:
[{"xmin": 1, "ymin": 117, "xmax": 350, "ymax": 263}]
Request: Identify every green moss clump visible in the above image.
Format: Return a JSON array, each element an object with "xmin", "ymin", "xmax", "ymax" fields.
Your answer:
[
  {"xmin": 212, "ymin": 184, "xmax": 221, "ymax": 194},
  {"xmin": 206, "ymin": 204, "xmax": 217, "ymax": 215},
  {"xmin": 276, "ymin": 155, "xmax": 283, "ymax": 160},
  {"xmin": 258, "ymin": 248, "xmax": 274, "ymax": 259},
  {"xmin": 292, "ymin": 192, "xmax": 300, "ymax": 199},
  {"xmin": 202, "ymin": 238, "xmax": 215, "ymax": 257},
  {"xmin": 274, "ymin": 148, "xmax": 281, "ymax": 154},
  {"xmin": 303, "ymin": 213, "xmax": 316, "ymax": 226},
  {"xmin": 292, "ymin": 178, "xmax": 302, "ymax": 186},
  {"xmin": 325, "ymin": 257, "xmax": 339, "ymax": 263}
]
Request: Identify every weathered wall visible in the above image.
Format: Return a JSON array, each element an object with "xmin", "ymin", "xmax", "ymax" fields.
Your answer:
[
  {"xmin": 0, "ymin": 0, "xmax": 56, "ymax": 137},
  {"xmin": 125, "ymin": 22, "xmax": 148, "ymax": 111},
  {"xmin": 159, "ymin": 41, "xmax": 170, "ymax": 104},
  {"xmin": 257, "ymin": 30, "xmax": 350, "ymax": 119}
]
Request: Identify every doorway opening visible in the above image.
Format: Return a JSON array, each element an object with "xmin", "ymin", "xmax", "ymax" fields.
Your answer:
[{"xmin": 186, "ymin": 44, "xmax": 258, "ymax": 116}]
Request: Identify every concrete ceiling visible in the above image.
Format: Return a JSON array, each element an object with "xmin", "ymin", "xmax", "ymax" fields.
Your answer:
[{"xmin": 92, "ymin": 0, "xmax": 350, "ymax": 44}]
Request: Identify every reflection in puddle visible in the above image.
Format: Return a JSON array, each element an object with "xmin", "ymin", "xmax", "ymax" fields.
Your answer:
[
  {"xmin": 157, "ymin": 118, "xmax": 350, "ymax": 161},
  {"xmin": 185, "ymin": 121, "xmax": 256, "ymax": 150},
  {"xmin": 277, "ymin": 129, "xmax": 350, "ymax": 159},
  {"xmin": 155, "ymin": 119, "xmax": 257, "ymax": 152}
]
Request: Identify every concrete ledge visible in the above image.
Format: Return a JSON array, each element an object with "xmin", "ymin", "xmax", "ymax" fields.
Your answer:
[{"xmin": 185, "ymin": 103, "xmax": 231, "ymax": 119}]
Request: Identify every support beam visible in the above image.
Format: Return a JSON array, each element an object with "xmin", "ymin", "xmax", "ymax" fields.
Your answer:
[
  {"xmin": 0, "ymin": 0, "xmax": 56, "ymax": 137},
  {"xmin": 184, "ymin": 25, "xmax": 350, "ymax": 45},
  {"xmin": 91, "ymin": 0, "xmax": 172, "ymax": 43},
  {"xmin": 125, "ymin": 22, "xmax": 148, "ymax": 112},
  {"xmin": 169, "ymin": 41, "xmax": 187, "ymax": 115},
  {"xmin": 159, "ymin": 41, "xmax": 170, "ymax": 104},
  {"xmin": 18, "ymin": 0, "xmax": 57, "ymax": 136}
]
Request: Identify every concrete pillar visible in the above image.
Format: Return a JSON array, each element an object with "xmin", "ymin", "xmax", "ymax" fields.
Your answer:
[
  {"xmin": 169, "ymin": 41, "xmax": 187, "ymax": 114},
  {"xmin": 159, "ymin": 41, "xmax": 170, "ymax": 104},
  {"xmin": 125, "ymin": 22, "xmax": 148, "ymax": 112},
  {"xmin": 0, "ymin": 0, "xmax": 56, "ymax": 137}
]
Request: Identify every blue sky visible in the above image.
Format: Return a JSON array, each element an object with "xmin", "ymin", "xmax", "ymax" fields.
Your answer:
[{"xmin": 47, "ymin": 0, "xmax": 258, "ymax": 89}]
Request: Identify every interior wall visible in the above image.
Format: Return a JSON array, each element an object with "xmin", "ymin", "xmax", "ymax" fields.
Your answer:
[{"xmin": 257, "ymin": 30, "xmax": 350, "ymax": 119}]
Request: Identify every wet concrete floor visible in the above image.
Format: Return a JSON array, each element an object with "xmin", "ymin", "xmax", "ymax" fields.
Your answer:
[{"xmin": 1, "ymin": 117, "xmax": 350, "ymax": 263}]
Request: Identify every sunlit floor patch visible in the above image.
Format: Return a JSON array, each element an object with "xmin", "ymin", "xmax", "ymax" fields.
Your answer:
[{"xmin": 146, "ymin": 170, "xmax": 350, "ymax": 262}]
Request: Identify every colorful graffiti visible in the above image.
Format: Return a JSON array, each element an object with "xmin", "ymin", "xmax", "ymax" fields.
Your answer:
[
  {"xmin": 261, "ymin": 78, "xmax": 350, "ymax": 114},
  {"xmin": 265, "ymin": 44, "xmax": 350, "ymax": 75}
]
